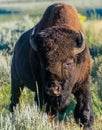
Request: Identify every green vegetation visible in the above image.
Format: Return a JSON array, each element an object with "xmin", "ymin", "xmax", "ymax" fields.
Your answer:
[{"xmin": 0, "ymin": 1, "xmax": 102, "ymax": 130}]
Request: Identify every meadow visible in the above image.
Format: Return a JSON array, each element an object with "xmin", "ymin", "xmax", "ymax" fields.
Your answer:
[{"xmin": 0, "ymin": 1, "xmax": 102, "ymax": 130}]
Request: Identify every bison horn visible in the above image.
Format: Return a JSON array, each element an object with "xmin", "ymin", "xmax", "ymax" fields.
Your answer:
[
  {"xmin": 73, "ymin": 31, "xmax": 86, "ymax": 55},
  {"xmin": 30, "ymin": 27, "xmax": 38, "ymax": 51}
]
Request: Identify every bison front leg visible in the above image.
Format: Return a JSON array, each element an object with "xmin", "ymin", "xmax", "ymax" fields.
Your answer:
[
  {"xmin": 73, "ymin": 83, "xmax": 94, "ymax": 130},
  {"xmin": 10, "ymin": 78, "xmax": 23, "ymax": 112}
]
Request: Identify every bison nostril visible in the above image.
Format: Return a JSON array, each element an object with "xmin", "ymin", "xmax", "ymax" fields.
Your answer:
[
  {"xmin": 55, "ymin": 86, "xmax": 59, "ymax": 90},
  {"xmin": 56, "ymin": 85, "xmax": 61, "ymax": 91},
  {"xmin": 55, "ymin": 85, "xmax": 62, "ymax": 92}
]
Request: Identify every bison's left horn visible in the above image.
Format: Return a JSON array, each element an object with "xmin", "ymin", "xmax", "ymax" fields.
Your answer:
[
  {"xmin": 30, "ymin": 28, "xmax": 38, "ymax": 51},
  {"xmin": 73, "ymin": 31, "xmax": 86, "ymax": 55}
]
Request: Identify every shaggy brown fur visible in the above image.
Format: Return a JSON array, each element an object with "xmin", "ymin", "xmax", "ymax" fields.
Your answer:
[
  {"xmin": 36, "ymin": 3, "xmax": 83, "ymax": 33},
  {"xmin": 10, "ymin": 3, "xmax": 94, "ymax": 130}
]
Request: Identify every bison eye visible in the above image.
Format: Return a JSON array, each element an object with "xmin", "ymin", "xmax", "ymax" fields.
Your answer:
[{"xmin": 63, "ymin": 59, "xmax": 73, "ymax": 69}]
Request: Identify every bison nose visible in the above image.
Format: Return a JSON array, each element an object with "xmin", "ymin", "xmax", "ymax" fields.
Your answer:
[{"xmin": 46, "ymin": 82, "xmax": 62, "ymax": 96}]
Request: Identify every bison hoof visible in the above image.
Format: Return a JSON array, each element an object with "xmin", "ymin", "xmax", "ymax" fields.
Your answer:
[
  {"xmin": 9, "ymin": 103, "xmax": 16, "ymax": 113},
  {"xmin": 74, "ymin": 108, "xmax": 94, "ymax": 130}
]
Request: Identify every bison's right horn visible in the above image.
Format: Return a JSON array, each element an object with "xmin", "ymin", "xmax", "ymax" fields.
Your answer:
[
  {"xmin": 30, "ymin": 35, "xmax": 38, "ymax": 51},
  {"xmin": 30, "ymin": 28, "xmax": 38, "ymax": 51},
  {"xmin": 73, "ymin": 31, "xmax": 86, "ymax": 55}
]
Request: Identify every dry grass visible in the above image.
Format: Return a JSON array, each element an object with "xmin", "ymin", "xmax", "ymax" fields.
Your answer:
[
  {"xmin": 0, "ymin": 103, "xmax": 102, "ymax": 130},
  {"xmin": 83, "ymin": 20, "xmax": 102, "ymax": 43},
  {"xmin": 0, "ymin": 85, "xmax": 102, "ymax": 130}
]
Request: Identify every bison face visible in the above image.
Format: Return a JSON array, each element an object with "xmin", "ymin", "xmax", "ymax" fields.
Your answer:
[
  {"xmin": 45, "ymin": 58, "xmax": 76, "ymax": 96},
  {"xmin": 30, "ymin": 25, "xmax": 86, "ymax": 111},
  {"xmin": 44, "ymin": 58, "xmax": 77, "ymax": 111}
]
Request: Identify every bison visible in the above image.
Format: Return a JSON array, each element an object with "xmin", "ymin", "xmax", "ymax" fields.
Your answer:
[{"xmin": 10, "ymin": 3, "xmax": 94, "ymax": 130}]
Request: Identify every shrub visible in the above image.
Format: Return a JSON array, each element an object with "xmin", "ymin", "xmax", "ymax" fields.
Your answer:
[
  {"xmin": 0, "ymin": 15, "xmax": 38, "ymax": 55},
  {"xmin": 0, "ymin": 53, "xmax": 11, "ymax": 85}
]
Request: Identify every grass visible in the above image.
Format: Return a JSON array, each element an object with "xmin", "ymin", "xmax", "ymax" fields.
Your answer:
[
  {"xmin": 0, "ymin": 85, "xmax": 34, "ymax": 116},
  {"xmin": 0, "ymin": 85, "xmax": 102, "ymax": 130},
  {"xmin": 82, "ymin": 20, "xmax": 102, "ymax": 44}
]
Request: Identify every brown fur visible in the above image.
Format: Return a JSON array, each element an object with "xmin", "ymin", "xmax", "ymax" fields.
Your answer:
[{"xmin": 36, "ymin": 3, "xmax": 83, "ymax": 33}]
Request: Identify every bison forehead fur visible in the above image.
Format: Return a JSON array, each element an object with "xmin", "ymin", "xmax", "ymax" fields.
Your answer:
[
  {"xmin": 35, "ymin": 26, "xmax": 81, "ymax": 60},
  {"xmin": 10, "ymin": 3, "xmax": 94, "ymax": 129}
]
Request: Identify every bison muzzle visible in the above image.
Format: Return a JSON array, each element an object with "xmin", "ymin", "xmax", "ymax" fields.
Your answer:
[{"xmin": 10, "ymin": 3, "xmax": 94, "ymax": 130}]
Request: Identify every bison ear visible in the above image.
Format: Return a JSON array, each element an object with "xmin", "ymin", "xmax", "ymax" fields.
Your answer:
[{"xmin": 73, "ymin": 31, "xmax": 86, "ymax": 55}]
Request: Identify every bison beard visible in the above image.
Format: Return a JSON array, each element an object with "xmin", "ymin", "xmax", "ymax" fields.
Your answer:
[
  {"xmin": 45, "ymin": 80, "xmax": 72, "ymax": 112},
  {"xmin": 10, "ymin": 3, "xmax": 94, "ymax": 130}
]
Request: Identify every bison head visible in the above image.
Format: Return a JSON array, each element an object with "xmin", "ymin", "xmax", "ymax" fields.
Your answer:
[{"xmin": 30, "ymin": 25, "xmax": 86, "ymax": 112}]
